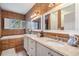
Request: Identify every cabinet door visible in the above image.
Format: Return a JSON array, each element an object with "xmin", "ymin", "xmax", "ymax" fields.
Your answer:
[
  {"xmin": 47, "ymin": 49, "xmax": 63, "ymax": 56},
  {"xmin": 36, "ymin": 43, "xmax": 49, "ymax": 56},
  {"xmin": 36, "ymin": 43, "xmax": 63, "ymax": 56},
  {"xmin": 28, "ymin": 38, "xmax": 36, "ymax": 56},
  {"xmin": 24, "ymin": 36, "xmax": 29, "ymax": 51}
]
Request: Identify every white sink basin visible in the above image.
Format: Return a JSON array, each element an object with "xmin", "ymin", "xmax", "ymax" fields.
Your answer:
[{"xmin": 46, "ymin": 42, "xmax": 64, "ymax": 47}]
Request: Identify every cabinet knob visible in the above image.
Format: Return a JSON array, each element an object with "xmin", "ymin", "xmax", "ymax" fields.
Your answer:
[
  {"xmin": 48, "ymin": 52, "xmax": 51, "ymax": 54},
  {"xmin": 48, "ymin": 52, "xmax": 54, "ymax": 56}
]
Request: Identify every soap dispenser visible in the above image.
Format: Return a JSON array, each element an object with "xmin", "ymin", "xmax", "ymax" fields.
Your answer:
[{"xmin": 67, "ymin": 34, "xmax": 78, "ymax": 46}]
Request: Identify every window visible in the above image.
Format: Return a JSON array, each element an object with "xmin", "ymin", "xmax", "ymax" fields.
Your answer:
[{"xmin": 4, "ymin": 18, "xmax": 25, "ymax": 29}]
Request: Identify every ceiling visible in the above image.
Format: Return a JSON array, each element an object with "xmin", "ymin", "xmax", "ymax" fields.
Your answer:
[{"xmin": 0, "ymin": 3, "xmax": 35, "ymax": 15}]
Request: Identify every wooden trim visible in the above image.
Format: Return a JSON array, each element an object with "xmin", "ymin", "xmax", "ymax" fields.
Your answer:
[
  {"xmin": 0, "ymin": 37, "xmax": 24, "ymax": 51},
  {"xmin": 1, "ymin": 10, "xmax": 25, "ymax": 20},
  {"xmin": 1, "ymin": 18, "xmax": 4, "ymax": 30},
  {"xmin": 0, "ymin": 51, "xmax": 2, "ymax": 56},
  {"xmin": 2, "ymin": 29, "xmax": 25, "ymax": 36},
  {"xmin": 48, "ymin": 14, "xmax": 51, "ymax": 29},
  {"xmin": 0, "ymin": 9, "xmax": 4, "ymax": 37},
  {"xmin": 0, "ymin": 8, "xmax": 1, "ymax": 37},
  {"xmin": 45, "ymin": 14, "xmax": 51, "ymax": 30},
  {"xmin": 25, "ymin": 3, "xmax": 61, "ymax": 19},
  {"xmin": 57, "ymin": 10, "xmax": 61, "ymax": 29}
]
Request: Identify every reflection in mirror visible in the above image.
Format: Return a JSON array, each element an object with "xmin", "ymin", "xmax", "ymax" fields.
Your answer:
[
  {"xmin": 45, "ymin": 14, "xmax": 51, "ymax": 30},
  {"xmin": 4, "ymin": 18, "xmax": 25, "ymax": 29},
  {"xmin": 50, "ymin": 11, "xmax": 58, "ymax": 30},
  {"xmin": 61, "ymin": 4, "xmax": 75, "ymax": 30},
  {"xmin": 26, "ymin": 20, "xmax": 31, "ymax": 30},
  {"xmin": 31, "ymin": 17, "xmax": 41, "ymax": 30}
]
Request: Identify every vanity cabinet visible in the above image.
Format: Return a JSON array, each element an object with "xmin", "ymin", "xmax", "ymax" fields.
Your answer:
[
  {"xmin": 24, "ymin": 36, "xmax": 63, "ymax": 56},
  {"xmin": 36, "ymin": 43, "xmax": 63, "ymax": 56},
  {"xmin": 24, "ymin": 36, "xmax": 36, "ymax": 56},
  {"xmin": 28, "ymin": 38, "xmax": 36, "ymax": 56},
  {"xmin": 24, "ymin": 36, "xmax": 29, "ymax": 51},
  {"xmin": 36, "ymin": 43, "xmax": 49, "ymax": 56},
  {"xmin": 47, "ymin": 49, "xmax": 63, "ymax": 56}
]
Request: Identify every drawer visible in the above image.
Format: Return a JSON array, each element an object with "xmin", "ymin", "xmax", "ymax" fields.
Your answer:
[{"xmin": 47, "ymin": 49, "xmax": 63, "ymax": 56}]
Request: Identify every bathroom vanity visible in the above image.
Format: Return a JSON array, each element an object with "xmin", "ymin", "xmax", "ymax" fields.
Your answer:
[{"xmin": 24, "ymin": 34, "xmax": 79, "ymax": 56}]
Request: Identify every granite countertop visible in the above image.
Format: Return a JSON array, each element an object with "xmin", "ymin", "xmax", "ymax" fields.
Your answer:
[
  {"xmin": 0, "ymin": 35, "xmax": 25, "ymax": 40},
  {"xmin": 43, "ymin": 30, "xmax": 79, "ymax": 35},
  {"xmin": 32, "ymin": 30, "xmax": 79, "ymax": 35},
  {"xmin": 25, "ymin": 34, "xmax": 79, "ymax": 56}
]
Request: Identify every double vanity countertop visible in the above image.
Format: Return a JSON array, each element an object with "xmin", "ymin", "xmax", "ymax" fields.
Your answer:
[
  {"xmin": 25, "ymin": 34, "xmax": 79, "ymax": 56},
  {"xmin": 0, "ymin": 34, "xmax": 79, "ymax": 56}
]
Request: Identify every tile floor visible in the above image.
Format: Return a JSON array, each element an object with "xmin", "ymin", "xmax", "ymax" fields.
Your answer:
[{"xmin": 1, "ymin": 48, "xmax": 28, "ymax": 56}]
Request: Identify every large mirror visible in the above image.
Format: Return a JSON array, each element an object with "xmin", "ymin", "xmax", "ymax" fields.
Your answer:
[
  {"xmin": 44, "ymin": 11, "xmax": 58, "ymax": 30},
  {"xmin": 45, "ymin": 14, "xmax": 51, "ymax": 30},
  {"xmin": 4, "ymin": 18, "xmax": 26, "ymax": 29},
  {"xmin": 31, "ymin": 16, "xmax": 42, "ymax": 30},
  {"xmin": 43, "ymin": 4, "xmax": 75, "ymax": 31},
  {"xmin": 61, "ymin": 4, "xmax": 75, "ymax": 30},
  {"xmin": 50, "ymin": 11, "xmax": 58, "ymax": 30}
]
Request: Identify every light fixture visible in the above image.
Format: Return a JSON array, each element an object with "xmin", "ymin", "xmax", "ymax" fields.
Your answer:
[
  {"xmin": 48, "ymin": 3, "xmax": 55, "ymax": 7},
  {"xmin": 31, "ymin": 13, "xmax": 37, "ymax": 18},
  {"xmin": 31, "ymin": 10, "xmax": 40, "ymax": 18}
]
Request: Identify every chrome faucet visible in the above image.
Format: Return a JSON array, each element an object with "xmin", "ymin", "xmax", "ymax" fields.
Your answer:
[{"xmin": 55, "ymin": 36, "xmax": 63, "ymax": 41}]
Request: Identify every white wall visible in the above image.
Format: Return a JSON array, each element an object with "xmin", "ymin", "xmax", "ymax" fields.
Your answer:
[
  {"xmin": 75, "ymin": 4, "xmax": 79, "ymax": 32},
  {"xmin": 26, "ymin": 20, "xmax": 31, "ymax": 29},
  {"xmin": 64, "ymin": 12, "xmax": 75, "ymax": 30},
  {"xmin": 50, "ymin": 12, "xmax": 58, "ymax": 30},
  {"xmin": 61, "ymin": 4, "xmax": 75, "ymax": 30}
]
